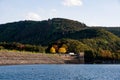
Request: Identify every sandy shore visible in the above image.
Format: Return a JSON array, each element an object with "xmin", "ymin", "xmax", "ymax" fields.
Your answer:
[{"xmin": 0, "ymin": 50, "xmax": 78, "ymax": 65}]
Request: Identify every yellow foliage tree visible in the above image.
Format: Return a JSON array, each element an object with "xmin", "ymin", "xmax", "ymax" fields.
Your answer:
[
  {"xmin": 58, "ymin": 47, "xmax": 67, "ymax": 54},
  {"xmin": 50, "ymin": 47, "xmax": 56, "ymax": 53}
]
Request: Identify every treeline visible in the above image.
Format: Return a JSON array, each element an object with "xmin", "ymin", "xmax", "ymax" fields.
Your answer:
[
  {"xmin": 46, "ymin": 39, "xmax": 91, "ymax": 53},
  {"xmin": 0, "ymin": 42, "xmax": 45, "ymax": 53},
  {"xmin": 91, "ymin": 27, "xmax": 120, "ymax": 37},
  {"xmin": 84, "ymin": 49, "xmax": 120, "ymax": 63},
  {"xmin": 46, "ymin": 37, "xmax": 120, "ymax": 63}
]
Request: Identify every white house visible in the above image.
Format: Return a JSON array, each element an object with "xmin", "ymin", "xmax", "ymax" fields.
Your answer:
[{"xmin": 69, "ymin": 52, "xmax": 75, "ymax": 56}]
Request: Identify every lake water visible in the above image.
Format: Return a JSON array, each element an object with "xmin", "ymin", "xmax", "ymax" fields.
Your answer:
[{"xmin": 0, "ymin": 64, "xmax": 120, "ymax": 80}]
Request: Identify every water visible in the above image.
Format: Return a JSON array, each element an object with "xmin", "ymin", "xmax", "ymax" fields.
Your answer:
[{"xmin": 0, "ymin": 64, "xmax": 120, "ymax": 80}]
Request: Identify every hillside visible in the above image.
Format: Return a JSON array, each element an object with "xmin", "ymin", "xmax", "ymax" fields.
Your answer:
[
  {"xmin": 0, "ymin": 18, "xmax": 120, "ymax": 46},
  {"xmin": 0, "ymin": 18, "xmax": 87, "ymax": 45},
  {"xmin": 91, "ymin": 27, "xmax": 120, "ymax": 37},
  {"xmin": 103, "ymin": 27, "xmax": 120, "ymax": 37},
  {"xmin": 0, "ymin": 18, "xmax": 120, "ymax": 49},
  {"xmin": 0, "ymin": 18, "xmax": 120, "ymax": 63},
  {"xmin": 47, "ymin": 29, "xmax": 120, "ymax": 63},
  {"xmin": 0, "ymin": 18, "xmax": 120, "ymax": 51}
]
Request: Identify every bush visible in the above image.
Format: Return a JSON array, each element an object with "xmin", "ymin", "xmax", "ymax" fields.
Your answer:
[
  {"xmin": 0, "ymin": 42, "xmax": 45, "ymax": 53},
  {"xmin": 84, "ymin": 50, "xmax": 95, "ymax": 63}
]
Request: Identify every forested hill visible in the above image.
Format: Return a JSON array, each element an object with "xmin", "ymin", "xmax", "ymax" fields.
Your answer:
[
  {"xmin": 91, "ymin": 27, "xmax": 120, "ymax": 37},
  {"xmin": 0, "ymin": 18, "xmax": 120, "ymax": 46},
  {"xmin": 0, "ymin": 18, "xmax": 87, "ymax": 45}
]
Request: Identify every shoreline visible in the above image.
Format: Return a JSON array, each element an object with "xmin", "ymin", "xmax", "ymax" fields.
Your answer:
[
  {"xmin": 0, "ymin": 50, "xmax": 120, "ymax": 65},
  {"xmin": 0, "ymin": 50, "xmax": 80, "ymax": 65}
]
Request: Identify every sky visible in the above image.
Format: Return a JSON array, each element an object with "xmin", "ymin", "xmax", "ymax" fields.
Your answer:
[{"xmin": 0, "ymin": 0, "xmax": 120, "ymax": 26}]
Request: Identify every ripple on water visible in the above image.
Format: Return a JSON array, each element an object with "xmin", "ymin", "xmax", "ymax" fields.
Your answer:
[{"xmin": 0, "ymin": 64, "xmax": 120, "ymax": 80}]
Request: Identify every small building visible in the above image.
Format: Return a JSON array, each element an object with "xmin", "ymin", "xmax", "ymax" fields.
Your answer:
[{"xmin": 69, "ymin": 52, "xmax": 75, "ymax": 56}]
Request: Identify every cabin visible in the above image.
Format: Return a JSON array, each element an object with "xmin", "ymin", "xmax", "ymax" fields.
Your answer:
[{"xmin": 69, "ymin": 52, "xmax": 75, "ymax": 56}]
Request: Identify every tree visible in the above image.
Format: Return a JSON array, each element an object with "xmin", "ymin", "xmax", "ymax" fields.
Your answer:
[
  {"xmin": 100, "ymin": 50, "xmax": 112, "ymax": 59},
  {"xmin": 52, "ymin": 44, "xmax": 58, "ymax": 52},
  {"xmin": 50, "ymin": 47, "xmax": 56, "ymax": 53},
  {"xmin": 61, "ymin": 44, "xmax": 68, "ymax": 49},
  {"xmin": 0, "ymin": 46, "xmax": 4, "ymax": 50},
  {"xmin": 58, "ymin": 47, "xmax": 66, "ymax": 54},
  {"xmin": 84, "ymin": 50, "xmax": 95, "ymax": 63}
]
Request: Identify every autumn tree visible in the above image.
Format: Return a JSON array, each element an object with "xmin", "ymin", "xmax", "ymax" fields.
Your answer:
[
  {"xmin": 50, "ymin": 47, "xmax": 56, "ymax": 53},
  {"xmin": 100, "ymin": 50, "xmax": 112, "ymax": 59},
  {"xmin": 52, "ymin": 44, "xmax": 58, "ymax": 52},
  {"xmin": 58, "ymin": 47, "xmax": 67, "ymax": 54}
]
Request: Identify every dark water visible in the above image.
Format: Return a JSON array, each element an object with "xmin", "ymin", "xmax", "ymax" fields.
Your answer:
[{"xmin": 0, "ymin": 64, "xmax": 120, "ymax": 80}]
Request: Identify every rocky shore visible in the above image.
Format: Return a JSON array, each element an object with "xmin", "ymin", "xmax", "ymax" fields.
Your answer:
[{"xmin": 0, "ymin": 50, "xmax": 79, "ymax": 65}]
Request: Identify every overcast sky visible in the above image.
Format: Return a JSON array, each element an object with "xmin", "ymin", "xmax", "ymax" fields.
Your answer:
[{"xmin": 0, "ymin": 0, "xmax": 120, "ymax": 26}]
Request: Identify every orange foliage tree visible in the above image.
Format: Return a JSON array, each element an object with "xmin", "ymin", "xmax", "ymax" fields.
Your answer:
[{"xmin": 100, "ymin": 50, "xmax": 112, "ymax": 59}]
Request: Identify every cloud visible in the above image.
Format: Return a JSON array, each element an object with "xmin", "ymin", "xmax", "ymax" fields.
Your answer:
[
  {"xmin": 25, "ymin": 12, "xmax": 41, "ymax": 21},
  {"xmin": 62, "ymin": 0, "xmax": 82, "ymax": 7}
]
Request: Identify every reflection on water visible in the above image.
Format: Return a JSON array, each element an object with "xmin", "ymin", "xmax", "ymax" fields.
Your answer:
[{"xmin": 0, "ymin": 64, "xmax": 120, "ymax": 80}]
